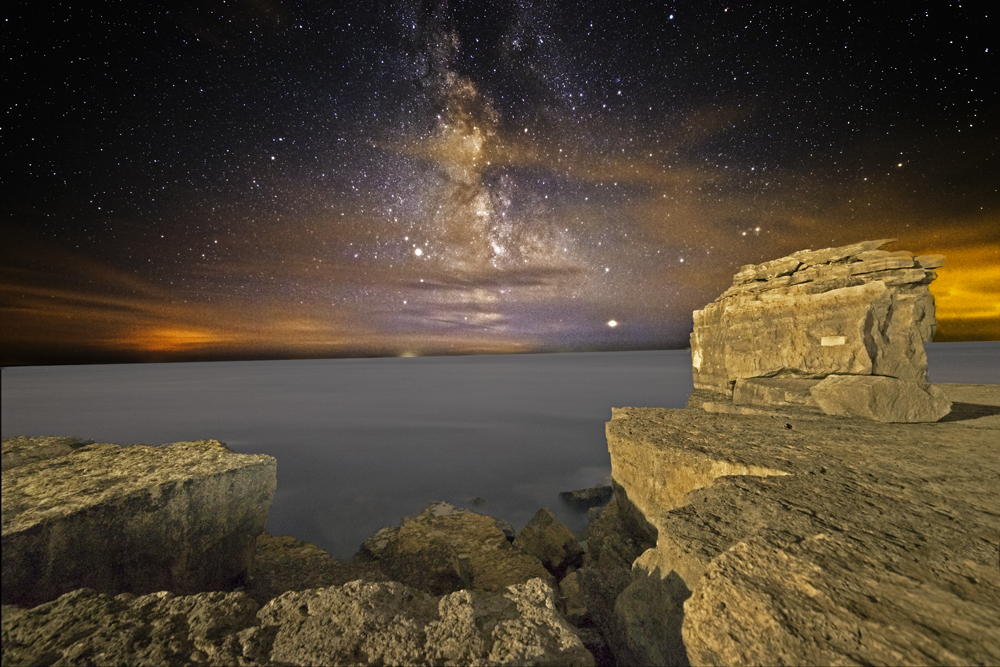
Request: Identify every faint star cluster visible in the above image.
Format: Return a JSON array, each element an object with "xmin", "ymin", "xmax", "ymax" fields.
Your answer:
[{"xmin": 2, "ymin": 0, "xmax": 997, "ymax": 364}]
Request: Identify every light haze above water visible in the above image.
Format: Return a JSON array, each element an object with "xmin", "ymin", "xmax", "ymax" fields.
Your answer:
[{"xmin": 2, "ymin": 342, "xmax": 997, "ymax": 558}]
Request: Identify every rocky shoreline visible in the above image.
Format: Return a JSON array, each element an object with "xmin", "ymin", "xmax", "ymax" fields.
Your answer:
[{"xmin": 4, "ymin": 240, "xmax": 998, "ymax": 666}]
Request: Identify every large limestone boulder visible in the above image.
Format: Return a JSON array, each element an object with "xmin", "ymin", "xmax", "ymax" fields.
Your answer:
[
  {"xmin": 1, "ymin": 439, "xmax": 276, "ymax": 608},
  {"xmin": 514, "ymin": 508, "xmax": 586, "ymax": 578},
  {"xmin": 691, "ymin": 239, "xmax": 940, "ymax": 396},
  {"xmin": 360, "ymin": 501, "xmax": 555, "ymax": 595},
  {"xmin": 810, "ymin": 374, "xmax": 952, "ymax": 422},
  {"xmin": 1, "ymin": 579, "xmax": 595, "ymax": 666},
  {"xmin": 605, "ymin": 384, "xmax": 1000, "ymax": 666}
]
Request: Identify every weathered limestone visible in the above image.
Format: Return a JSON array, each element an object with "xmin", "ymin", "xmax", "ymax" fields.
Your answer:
[
  {"xmin": 0, "ymin": 436, "xmax": 94, "ymax": 471},
  {"xmin": 1, "ymin": 439, "xmax": 276, "ymax": 608},
  {"xmin": 691, "ymin": 239, "xmax": 941, "ymax": 397},
  {"xmin": 605, "ymin": 383, "xmax": 1000, "ymax": 666},
  {"xmin": 1, "ymin": 578, "xmax": 595, "ymax": 667},
  {"xmin": 810, "ymin": 374, "xmax": 952, "ymax": 422},
  {"xmin": 514, "ymin": 508, "xmax": 586, "ymax": 578},
  {"xmin": 732, "ymin": 377, "xmax": 820, "ymax": 408},
  {"xmin": 358, "ymin": 501, "xmax": 555, "ymax": 595}
]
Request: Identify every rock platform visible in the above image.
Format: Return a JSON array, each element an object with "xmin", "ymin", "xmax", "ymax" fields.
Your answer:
[
  {"xmin": 2, "ymin": 438, "xmax": 276, "ymax": 608},
  {"xmin": 606, "ymin": 382, "xmax": 1000, "ymax": 666}
]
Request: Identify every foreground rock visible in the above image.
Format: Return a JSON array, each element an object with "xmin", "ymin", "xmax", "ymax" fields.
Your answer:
[
  {"xmin": 691, "ymin": 239, "xmax": 941, "ymax": 396},
  {"xmin": 359, "ymin": 501, "xmax": 556, "ymax": 595},
  {"xmin": 810, "ymin": 374, "xmax": 952, "ymax": 422},
  {"xmin": 606, "ymin": 382, "xmax": 1000, "ymax": 666},
  {"xmin": 514, "ymin": 508, "xmax": 586, "ymax": 578},
  {"xmin": 1, "ymin": 578, "xmax": 595, "ymax": 666},
  {"xmin": 247, "ymin": 532, "xmax": 389, "ymax": 605},
  {"xmin": 1, "ymin": 439, "xmax": 276, "ymax": 608}
]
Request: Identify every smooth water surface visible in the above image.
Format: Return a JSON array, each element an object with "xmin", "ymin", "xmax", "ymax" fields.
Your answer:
[{"xmin": 3, "ymin": 343, "xmax": 996, "ymax": 557}]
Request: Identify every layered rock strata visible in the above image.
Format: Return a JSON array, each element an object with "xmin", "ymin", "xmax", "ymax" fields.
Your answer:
[
  {"xmin": 605, "ymin": 383, "xmax": 1000, "ymax": 666},
  {"xmin": 691, "ymin": 239, "xmax": 942, "ymax": 397},
  {"xmin": 1, "ymin": 438, "xmax": 276, "ymax": 608},
  {"xmin": 1, "ymin": 578, "xmax": 595, "ymax": 667}
]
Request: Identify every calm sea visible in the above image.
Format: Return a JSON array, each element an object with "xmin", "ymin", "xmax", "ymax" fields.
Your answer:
[{"xmin": 2, "ymin": 342, "xmax": 997, "ymax": 558}]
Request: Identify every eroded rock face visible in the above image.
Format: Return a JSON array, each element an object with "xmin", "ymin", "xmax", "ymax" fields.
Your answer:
[
  {"xmin": 1, "ymin": 439, "xmax": 276, "ymax": 608},
  {"xmin": 360, "ymin": 501, "xmax": 555, "ymax": 596},
  {"xmin": 606, "ymin": 385, "xmax": 1000, "ymax": 667},
  {"xmin": 1, "ymin": 579, "xmax": 595, "ymax": 667},
  {"xmin": 810, "ymin": 374, "xmax": 952, "ymax": 423},
  {"xmin": 691, "ymin": 239, "xmax": 940, "ymax": 396}
]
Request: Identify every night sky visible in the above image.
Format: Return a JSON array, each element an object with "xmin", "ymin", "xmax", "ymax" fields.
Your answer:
[{"xmin": 3, "ymin": 0, "xmax": 997, "ymax": 365}]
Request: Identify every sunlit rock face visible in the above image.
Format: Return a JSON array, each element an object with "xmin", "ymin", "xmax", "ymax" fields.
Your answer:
[
  {"xmin": 690, "ymin": 239, "xmax": 942, "ymax": 396},
  {"xmin": 1, "ymin": 438, "xmax": 276, "ymax": 608}
]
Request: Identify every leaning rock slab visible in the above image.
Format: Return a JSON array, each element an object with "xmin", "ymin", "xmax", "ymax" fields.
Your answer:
[
  {"xmin": 1, "ymin": 439, "xmax": 276, "ymax": 607},
  {"xmin": 810, "ymin": 374, "xmax": 953, "ymax": 422},
  {"xmin": 363, "ymin": 501, "xmax": 555, "ymax": 595}
]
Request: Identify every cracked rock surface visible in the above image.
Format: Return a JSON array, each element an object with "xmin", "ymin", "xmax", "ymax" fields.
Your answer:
[{"xmin": 607, "ymin": 383, "xmax": 1000, "ymax": 666}]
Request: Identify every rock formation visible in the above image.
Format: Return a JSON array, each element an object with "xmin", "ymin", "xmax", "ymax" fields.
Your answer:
[
  {"xmin": 690, "ymin": 239, "xmax": 943, "ymax": 406},
  {"xmin": 1, "ymin": 578, "xmax": 595, "ymax": 666},
  {"xmin": 605, "ymin": 385, "xmax": 1000, "ymax": 665},
  {"xmin": 2, "ymin": 438, "xmax": 276, "ymax": 608},
  {"xmin": 357, "ymin": 501, "xmax": 557, "ymax": 595}
]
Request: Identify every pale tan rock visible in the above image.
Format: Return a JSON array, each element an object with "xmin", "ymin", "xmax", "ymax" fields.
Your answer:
[
  {"xmin": 514, "ymin": 508, "xmax": 586, "ymax": 578},
  {"xmin": 364, "ymin": 501, "xmax": 555, "ymax": 595},
  {"xmin": 915, "ymin": 254, "xmax": 946, "ymax": 268},
  {"xmin": 606, "ymin": 384, "xmax": 1000, "ymax": 666},
  {"xmin": 810, "ymin": 374, "xmax": 952, "ymax": 422},
  {"xmin": 2, "ymin": 579, "xmax": 595, "ymax": 667},
  {"xmin": 1, "ymin": 440, "xmax": 276, "ymax": 608},
  {"xmin": 691, "ymin": 240, "xmax": 940, "ymax": 395},
  {"xmin": 0, "ymin": 436, "xmax": 94, "ymax": 471},
  {"xmin": 733, "ymin": 377, "xmax": 820, "ymax": 408}
]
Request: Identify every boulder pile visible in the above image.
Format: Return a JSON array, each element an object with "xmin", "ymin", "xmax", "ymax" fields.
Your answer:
[
  {"xmin": 691, "ymin": 239, "xmax": 951, "ymax": 422},
  {"xmin": 1, "ymin": 436, "xmax": 608, "ymax": 666}
]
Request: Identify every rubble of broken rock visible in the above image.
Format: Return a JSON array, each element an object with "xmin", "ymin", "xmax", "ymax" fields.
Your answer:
[{"xmin": 1, "ymin": 435, "xmax": 608, "ymax": 666}]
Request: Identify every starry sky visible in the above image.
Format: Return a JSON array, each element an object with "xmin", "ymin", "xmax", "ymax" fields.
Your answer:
[{"xmin": 3, "ymin": 0, "xmax": 997, "ymax": 365}]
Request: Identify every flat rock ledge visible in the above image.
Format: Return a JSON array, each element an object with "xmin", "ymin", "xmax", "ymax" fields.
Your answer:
[
  {"xmin": 605, "ymin": 382, "xmax": 1000, "ymax": 666},
  {"xmin": 1, "ymin": 438, "xmax": 276, "ymax": 608},
  {"xmin": 1, "ymin": 578, "xmax": 594, "ymax": 667}
]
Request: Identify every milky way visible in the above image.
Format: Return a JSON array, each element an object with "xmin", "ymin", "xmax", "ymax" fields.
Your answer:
[{"xmin": 3, "ymin": 0, "xmax": 997, "ymax": 364}]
